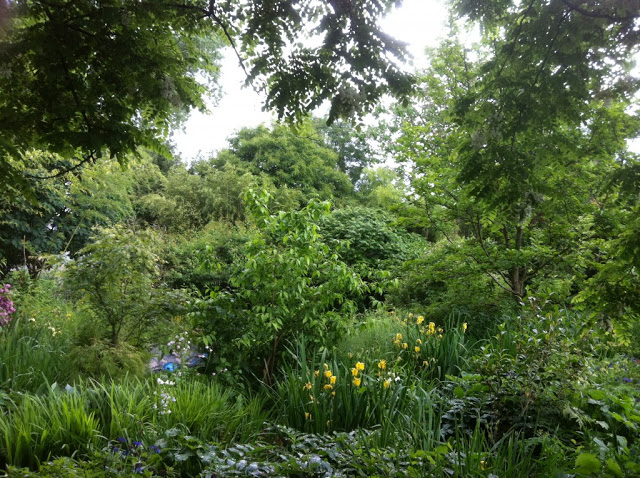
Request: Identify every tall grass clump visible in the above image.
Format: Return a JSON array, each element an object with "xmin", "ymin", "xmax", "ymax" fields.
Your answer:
[
  {"xmin": 155, "ymin": 378, "xmax": 269, "ymax": 443},
  {"xmin": 82, "ymin": 376, "xmax": 269, "ymax": 444},
  {"xmin": 0, "ymin": 276, "xmax": 83, "ymax": 392},
  {"xmin": 0, "ymin": 376, "xmax": 269, "ymax": 470},
  {"xmin": 273, "ymin": 338, "xmax": 441, "ymax": 439},
  {"xmin": 421, "ymin": 426, "xmax": 547, "ymax": 477},
  {"xmin": 0, "ymin": 389, "xmax": 100, "ymax": 469},
  {"xmin": 0, "ymin": 318, "xmax": 73, "ymax": 392},
  {"xmin": 334, "ymin": 308, "xmax": 403, "ymax": 363},
  {"xmin": 336, "ymin": 310, "xmax": 472, "ymax": 383},
  {"xmin": 390, "ymin": 312, "xmax": 470, "ymax": 381}
]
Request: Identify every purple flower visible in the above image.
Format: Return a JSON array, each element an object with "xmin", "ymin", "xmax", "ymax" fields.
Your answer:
[
  {"xmin": 117, "ymin": 437, "xmax": 127, "ymax": 443},
  {"xmin": 623, "ymin": 378, "xmax": 633, "ymax": 383},
  {"xmin": 150, "ymin": 445, "xmax": 161, "ymax": 453},
  {"xmin": 133, "ymin": 441, "xmax": 143, "ymax": 447},
  {"xmin": 0, "ymin": 284, "xmax": 15, "ymax": 327}
]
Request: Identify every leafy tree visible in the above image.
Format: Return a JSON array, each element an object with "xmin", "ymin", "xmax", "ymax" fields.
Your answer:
[
  {"xmin": 446, "ymin": 0, "xmax": 639, "ymax": 305},
  {"xmin": 63, "ymin": 226, "xmax": 177, "ymax": 347},
  {"xmin": 0, "ymin": 0, "xmax": 412, "ymax": 193},
  {"xmin": 355, "ymin": 166, "xmax": 410, "ymax": 210},
  {"xmin": 0, "ymin": 155, "xmax": 134, "ymax": 276},
  {"xmin": 319, "ymin": 206, "xmax": 424, "ymax": 308},
  {"xmin": 195, "ymin": 190, "xmax": 364, "ymax": 382},
  {"xmin": 0, "ymin": 0, "xmax": 222, "ymax": 195},
  {"xmin": 135, "ymin": 160, "xmax": 257, "ymax": 231},
  {"xmin": 215, "ymin": 123, "xmax": 354, "ymax": 207},
  {"xmin": 161, "ymin": 221, "xmax": 251, "ymax": 293},
  {"xmin": 382, "ymin": 0, "xmax": 639, "ymax": 308},
  {"xmin": 576, "ymin": 160, "xmax": 640, "ymax": 340},
  {"xmin": 312, "ymin": 117, "xmax": 376, "ymax": 184}
]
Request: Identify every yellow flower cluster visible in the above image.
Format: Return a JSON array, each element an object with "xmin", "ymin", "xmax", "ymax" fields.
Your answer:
[
  {"xmin": 352, "ymin": 361, "xmax": 365, "ymax": 386},
  {"xmin": 309, "ymin": 364, "xmax": 337, "ymax": 397},
  {"xmin": 391, "ymin": 313, "xmax": 469, "ymax": 373}
]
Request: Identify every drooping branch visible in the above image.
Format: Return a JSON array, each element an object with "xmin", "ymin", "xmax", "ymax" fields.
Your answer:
[
  {"xmin": 25, "ymin": 151, "xmax": 97, "ymax": 180},
  {"xmin": 158, "ymin": 1, "xmax": 253, "ymax": 87}
]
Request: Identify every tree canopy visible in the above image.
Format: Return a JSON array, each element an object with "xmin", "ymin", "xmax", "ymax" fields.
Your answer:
[
  {"xmin": 213, "ymin": 123, "xmax": 355, "ymax": 207},
  {"xmin": 0, "ymin": 0, "xmax": 412, "ymax": 194},
  {"xmin": 378, "ymin": 0, "xmax": 639, "ymax": 317}
]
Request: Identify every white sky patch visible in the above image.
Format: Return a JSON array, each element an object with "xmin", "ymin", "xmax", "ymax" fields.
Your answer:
[{"xmin": 171, "ymin": 48, "xmax": 273, "ymax": 162}]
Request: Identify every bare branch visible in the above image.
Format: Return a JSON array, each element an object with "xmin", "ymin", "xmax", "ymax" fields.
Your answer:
[{"xmin": 561, "ymin": 0, "xmax": 640, "ymax": 22}]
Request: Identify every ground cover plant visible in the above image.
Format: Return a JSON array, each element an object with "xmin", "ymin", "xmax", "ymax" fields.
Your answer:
[{"xmin": 1, "ymin": 0, "xmax": 639, "ymax": 476}]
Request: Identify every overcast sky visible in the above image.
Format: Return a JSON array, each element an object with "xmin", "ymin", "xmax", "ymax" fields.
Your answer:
[{"xmin": 172, "ymin": 0, "xmax": 450, "ymax": 161}]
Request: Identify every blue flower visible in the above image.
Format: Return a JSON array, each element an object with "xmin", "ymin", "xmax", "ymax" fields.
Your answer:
[
  {"xmin": 623, "ymin": 378, "xmax": 633, "ymax": 383},
  {"xmin": 117, "ymin": 437, "xmax": 127, "ymax": 443},
  {"xmin": 150, "ymin": 445, "xmax": 161, "ymax": 454},
  {"xmin": 133, "ymin": 441, "xmax": 143, "ymax": 447},
  {"xmin": 162, "ymin": 362, "xmax": 177, "ymax": 372}
]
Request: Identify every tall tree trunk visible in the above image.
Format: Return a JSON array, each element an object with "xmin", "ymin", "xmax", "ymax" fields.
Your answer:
[
  {"xmin": 510, "ymin": 266, "xmax": 525, "ymax": 298},
  {"xmin": 0, "ymin": 0, "xmax": 9, "ymax": 33},
  {"xmin": 510, "ymin": 225, "xmax": 525, "ymax": 298}
]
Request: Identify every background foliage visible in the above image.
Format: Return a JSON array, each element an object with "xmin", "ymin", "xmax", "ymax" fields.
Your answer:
[{"xmin": 0, "ymin": 0, "xmax": 639, "ymax": 476}]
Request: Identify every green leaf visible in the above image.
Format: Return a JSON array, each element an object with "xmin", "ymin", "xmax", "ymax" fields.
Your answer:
[
  {"xmin": 575, "ymin": 453, "xmax": 601, "ymax": 475},
  {"xmin": 610, "ymin": 412, "xmax": 625, "ymax": 423},
  {"xmin": 605, "ymin": 458, "xmax": 623, "ymax": 478},
  {"xmin": 588, "ymin": 389, "xmax": 607, "ymax": 400},
  {"xmin": 453, "ymin": 386, "xmax": 465, "ymax": 398}
]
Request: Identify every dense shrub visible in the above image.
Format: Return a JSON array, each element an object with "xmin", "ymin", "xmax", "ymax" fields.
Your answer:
[
  {"xmin": 63, "ymin": 226, "xmax": 184, "ymax": 348},
  {"xmin": 193, "ymin": 190, "xmax": 364, "ymax": 382}
]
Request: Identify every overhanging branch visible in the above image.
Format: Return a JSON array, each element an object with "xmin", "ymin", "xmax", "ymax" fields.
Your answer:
[
  {"xmin": 25, "ymin": 151, "xmax": 97, "ymax": 180},
  {"xmin": 561, "ymin": 0, "xmax": 640, "ymax": 22}
]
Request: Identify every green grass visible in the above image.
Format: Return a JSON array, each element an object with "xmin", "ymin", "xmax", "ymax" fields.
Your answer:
[
  {"xmin": 0, "ymin": 318, "xmax": 73, "ymax": 393},
  {"xmin": 0, "ymin": 376, "xmax": 269, "ymax": 470},
  {"xmin": 0, "ymin": 389, "xmax": 100, "ymax": 469}
]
